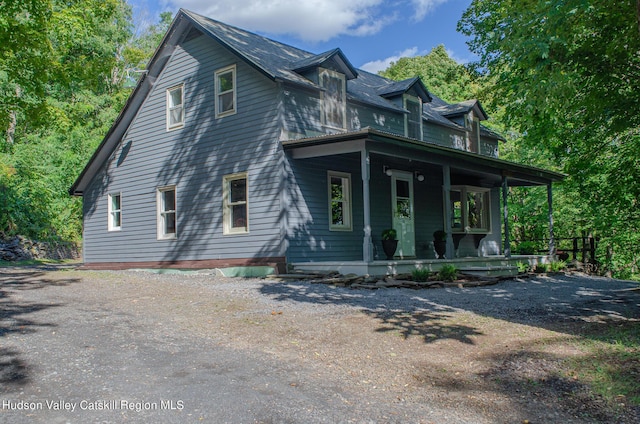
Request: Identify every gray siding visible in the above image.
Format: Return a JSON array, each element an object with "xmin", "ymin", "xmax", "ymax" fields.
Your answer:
[
  {"xmin": 83, "ymin": 34, "xmax": 284, "ymax": 263},
  {"xmin": 285, "ymin": 153, "xmax": 364, "ymax": 262}
]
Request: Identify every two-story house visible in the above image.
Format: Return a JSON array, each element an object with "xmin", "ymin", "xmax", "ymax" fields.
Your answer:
[{"xmin": 70, "ymin": 9, "xmax": 564, "ymax": 275}]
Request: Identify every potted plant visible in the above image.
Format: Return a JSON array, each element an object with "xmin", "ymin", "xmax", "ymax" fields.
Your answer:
[
  {"xmin": 433, "ymin": 230, "xmax": 447, "ymax": 259},
  {"xmin": 381, "ymin": 229, "xmax": 398, "ymax": 260}
]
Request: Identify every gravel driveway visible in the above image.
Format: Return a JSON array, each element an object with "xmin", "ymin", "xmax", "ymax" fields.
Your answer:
[{"xmin": 1, "ymin": 267, "xmax": 638, "ymax": 423}]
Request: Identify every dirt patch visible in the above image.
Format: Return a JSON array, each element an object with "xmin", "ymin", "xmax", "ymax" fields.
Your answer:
[{"xmin": 1, "ymin": 267, "xmax": 638, "ymax": 423}]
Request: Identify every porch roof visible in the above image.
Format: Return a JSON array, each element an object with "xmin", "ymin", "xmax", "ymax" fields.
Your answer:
[{"xmin": 282, "ymin": 128, "xmax": 566, "ymax": 186}]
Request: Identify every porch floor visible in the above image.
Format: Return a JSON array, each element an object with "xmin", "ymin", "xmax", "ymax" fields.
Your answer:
[{"xmin": 290, "ymin": 255, "xmax": 552, "ymax": 277}]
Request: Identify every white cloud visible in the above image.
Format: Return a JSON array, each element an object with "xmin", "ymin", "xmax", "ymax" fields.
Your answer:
[
  {"xmin": 167, "ymin": 0, "xmax": 450, "ymax": 42},
  {"xmin": 360, "ymin": 47, "xmax": 419, "ymax": 73},
  {"xmin": 410, "ymin": 0, "xmax": 450, "ymax": 21}
]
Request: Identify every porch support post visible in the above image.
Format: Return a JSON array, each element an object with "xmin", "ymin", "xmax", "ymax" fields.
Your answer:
[
  {"xmin": 442, "ymin": 165, "xmax": 454, "ymax": 258},
  {"xmin": 547, "ymin": 183, "xmax": 555, "ymax": 257},
  {"xmin": 502, "ymin": 175, "xmax": 511, "ymax": 258},
  {"xmin": 361, "ymin": 148, "xmax": 373, "ymax": 262}
]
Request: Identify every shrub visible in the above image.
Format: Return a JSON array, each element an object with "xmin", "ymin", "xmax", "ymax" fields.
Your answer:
[
  {"xmin": 534, "ymin": 263, "xmax": 550, "ymax": 273},
  {"xmin": 437, "ymin": 264, "xmax": 458, "ymax": 281},
  {"xmin": 514, "ymin": 241, "xmax": 538, "ymax": 255},
  {"xmin": 412, "ymin": 268, "xmax": 431, "ymax": 282},
  {"xmin": 550, "ymin": 260, "xmax": 566, "ymax": 272},
  {"xmin": 516, "ymin": 261, "xmax": 530, "ymax": 273}
]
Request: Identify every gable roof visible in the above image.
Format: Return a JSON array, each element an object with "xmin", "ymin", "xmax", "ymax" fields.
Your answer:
[
  {"xmin": 292, "ymin": 48, "xmax": 358, "ymax": 80},
  {"xmin": 377, "ymin": 76, "xmax": 432, "ymax": 103},
  {"xmin": 70, "ymin": 9, "xmax": 504, "ymax": 196},
  {"xmin": 433, "ymin": 99, "xmax": 488, "ymax": 121}
]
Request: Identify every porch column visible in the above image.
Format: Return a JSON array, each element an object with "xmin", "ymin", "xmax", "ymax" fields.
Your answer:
[
  {"xmin": 442, "ymin": 165, "xmax": 454, "ymax": 258},
  {"xmin": 361, "ymin": 149, "xmax": 373, "ymax": 262},
  {"xmin": 547, "ymin": 183, "xmax": 555, "ymax": 257},
  {"xmin": 502, "ymin": 175, "xmax": 511, "ymax": 258}
]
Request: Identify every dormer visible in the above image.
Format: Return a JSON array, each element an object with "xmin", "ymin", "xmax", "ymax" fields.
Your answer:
[
  {"xmin": 434, "ymin": 100, "xmax": 488, "ymax": 153},
  {"xmin": 377, "ymin": 77, "xmax": 432, "ymax": 140},
  {"xmin": 292, "ymin": 49, "xmax": 358, "ymax": 131}
]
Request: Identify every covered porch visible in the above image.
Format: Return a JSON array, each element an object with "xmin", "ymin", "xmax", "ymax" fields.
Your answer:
[
  {"xmin": 290, "ymin": 255, "xmax": 552, "ymax": 277},
  {"xmin": 282, "ymin": 128, "xmax": 565, "ymax": 276}
]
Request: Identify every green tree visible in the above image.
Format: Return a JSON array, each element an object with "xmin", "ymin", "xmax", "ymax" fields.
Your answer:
[
  {"xmin": 459, "ymin": 0, "xmax": 640, "ymax": 277},
  {"xmin": 0, "ymin": 0, "xmax": 137, "ymax": 243},
  {"xmin": 379, "ymin": 45, "xmax": 479, "ymax": 103}
]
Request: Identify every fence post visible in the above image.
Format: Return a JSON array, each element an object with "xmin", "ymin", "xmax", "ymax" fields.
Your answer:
[{"xmin": 572, "ymin": 237, "xmax": 578, "ymax": 260}]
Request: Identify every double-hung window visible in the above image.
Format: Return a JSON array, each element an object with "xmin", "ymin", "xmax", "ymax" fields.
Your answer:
[
  {"xmin": 215, "ymin": 65, "xmax": 236, "ymax": 117},
  {"xmin": 450, "ymin": 186, "xmax": 491, "ymax": 233},
  {"xmin": 223, "ymin": 173, "xmax": 248, "ymax": 234},
  {"xmin": 167, "ymin": 84, "xmax": 184, "ymax": 130},
  {"xmin": 404, "ymin": 95, "xmax": 422, "ymax": 140},
  {"xmin": 319, "ymin": 68, "xmax": 346, "ymax": 130},
  {"xmin": 328, "ymin": 171, "xmax": 352, "ymax": 231},
  {"xmin": 108, "ymin": 193, "xmax": 122, "ymax": 231},
  {"xmin": 157, "ymin": 186, "xmax": 177, "ymax": 239}
]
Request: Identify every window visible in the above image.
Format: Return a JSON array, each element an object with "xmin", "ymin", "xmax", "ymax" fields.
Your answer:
[
  {"xmin": 328, "ymin": 171, "xmax": 352, "ymax": 231},
  {"xmin": 157, "ymin": 186, "xmax": 177, "ymax": 239},
  {"xmin": 450, "ymin": 186, "xmax": 490, "ymax": 233},
  {"xmin": 215, "ymin": 65, "xmax": 236, "ymax": 117},
  {"xmin": 108, "ymin": 193, "xmax": 121, "ymax": 231},
  {"xmin": 319, "ymin": 68, "xmax": 346, "ymax": 130},
  {"xmin": 166, "ymin": 85, "xmax": 184, "ymax": 129},
  {"xmin": 223, "ymin": 173, "xmax": 248, "ymax": 234},
  {"xmin": 404, "ymin": 95, "xmax": 422, "ymax": 140}
]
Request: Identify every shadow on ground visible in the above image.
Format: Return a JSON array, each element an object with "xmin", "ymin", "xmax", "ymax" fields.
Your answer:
[
  {"xmin": 0, "ymin": 269, "xmax": 80, "ymax": 390},
  {"xmin": 260, "ymin": 273, "xmax": 640, "ymax": 422}
]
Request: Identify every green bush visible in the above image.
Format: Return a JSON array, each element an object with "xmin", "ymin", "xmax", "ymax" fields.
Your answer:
[
  {"xmin": 550, "ymin": 260, "xmax": 566, "ymax": 272},
  {"xmin": 437, "ymin": 264, "xmax": 458, "ymax": 281},
  {"xmin": 516, "ymin": 261, "xmax": 530, "ymax": 273},
  {"xmin": 412, "ymin": 268, "xmax": 431, "ymax": 282},
  {"xmin": 514, "ymin": 241, "xmax": 538, "ymax": 255}
]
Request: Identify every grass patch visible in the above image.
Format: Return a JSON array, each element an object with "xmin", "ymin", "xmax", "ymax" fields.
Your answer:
[{"xmin": 566, "ymin": 322, "xmax": 640, "ymax": 406}]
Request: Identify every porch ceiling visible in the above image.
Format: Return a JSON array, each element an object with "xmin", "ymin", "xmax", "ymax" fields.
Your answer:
[{"xmin": 282, "ymin": 128, "xmax": 566, "ymax": 187}]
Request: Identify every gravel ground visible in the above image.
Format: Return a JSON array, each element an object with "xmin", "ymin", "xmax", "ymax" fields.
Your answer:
[{"xmin": 1, "ymin": 266, "xmax": 639, "ymax": 423}]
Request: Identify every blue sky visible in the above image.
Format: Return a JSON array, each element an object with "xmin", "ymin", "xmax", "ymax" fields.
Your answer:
[{"xmin": 128, "ymin": 0, "xmax": 474, "ymax": 73}]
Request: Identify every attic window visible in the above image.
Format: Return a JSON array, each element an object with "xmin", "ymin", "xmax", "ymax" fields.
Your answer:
[
  {"xmin": 465, "ymin": 113, "xmax": 480, "ymax": 153},
  {"xmin": 166, "ymin": 85, "xmax": 184, "ymax": 130},
  {"xmin": 404, "ymin": 95, "xmax": 422, "ymax": 140},
  {"xmin": 215, "ymin": 65, "xmax": 236, "ymax": 117},
  {"xmin": 319, "ymin": 68, "xmax": 346, "ymax": 130}
]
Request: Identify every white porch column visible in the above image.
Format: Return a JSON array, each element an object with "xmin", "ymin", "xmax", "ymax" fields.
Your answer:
[
  {"xmin": 442, "ymin": 165, "xmax": 454, "ymax": 258},
  {"xmin": 502, "ymin": 175, "xmax": 511, "ymax": 258},
  {"xmin": 361, "ymin": 149, "xmax": 373, "ymax": 262}
]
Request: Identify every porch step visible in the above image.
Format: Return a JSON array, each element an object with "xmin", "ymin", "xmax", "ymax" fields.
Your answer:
[{"xmin": 458, "ymin": 265, "xmax": 519, "ymax": 277}]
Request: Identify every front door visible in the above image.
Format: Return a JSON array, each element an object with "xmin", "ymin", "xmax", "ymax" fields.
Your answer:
[{"xmin": 391, "ymin": 171, "xmax": 415, "ymax": 258}]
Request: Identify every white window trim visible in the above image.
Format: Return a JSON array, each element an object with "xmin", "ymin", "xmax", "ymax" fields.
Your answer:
[
  {"xmin": 328, "ymin": 171, "xmax": 352, "ymax": 231},
  {"xmin": 449, "ymin": 185, "xmax": 491, "ymax": 234},
  {"xmin": 215, "ymin": 65, "xmax": 237, "ymax": 118},
  {"xmin": 157, "ymin": 185, "xmax": 177, "ymax": 240},
  {"xmin": 166, "ymin": 84, "xmax": 185, "ymax": 130},
  {"xmin": 223, "ymin": 172, "xmax": 249, "ymax": 235},
  {"xmin": 107, "ymin": 192, "xmax": 122, "ymax": 231},
  {"xmin": 404, "ymin": 94, "xmax": 423, "ymax": 140},
  {"xmin": 319, "ymin": 68, "xmax": 346, "ymax": 130}
]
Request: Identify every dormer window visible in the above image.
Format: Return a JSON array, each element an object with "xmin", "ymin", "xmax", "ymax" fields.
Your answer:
[
  {"xmin": 404, "ymin": 95, "xmax": 422, "ymax": 140},
  {"xmin": 464, "ymin": 112, "xmax": 480, "ymax": 153},
  {"xmin": 319, "ymin": 68, "xmax": 346, "ymax": 130}
]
